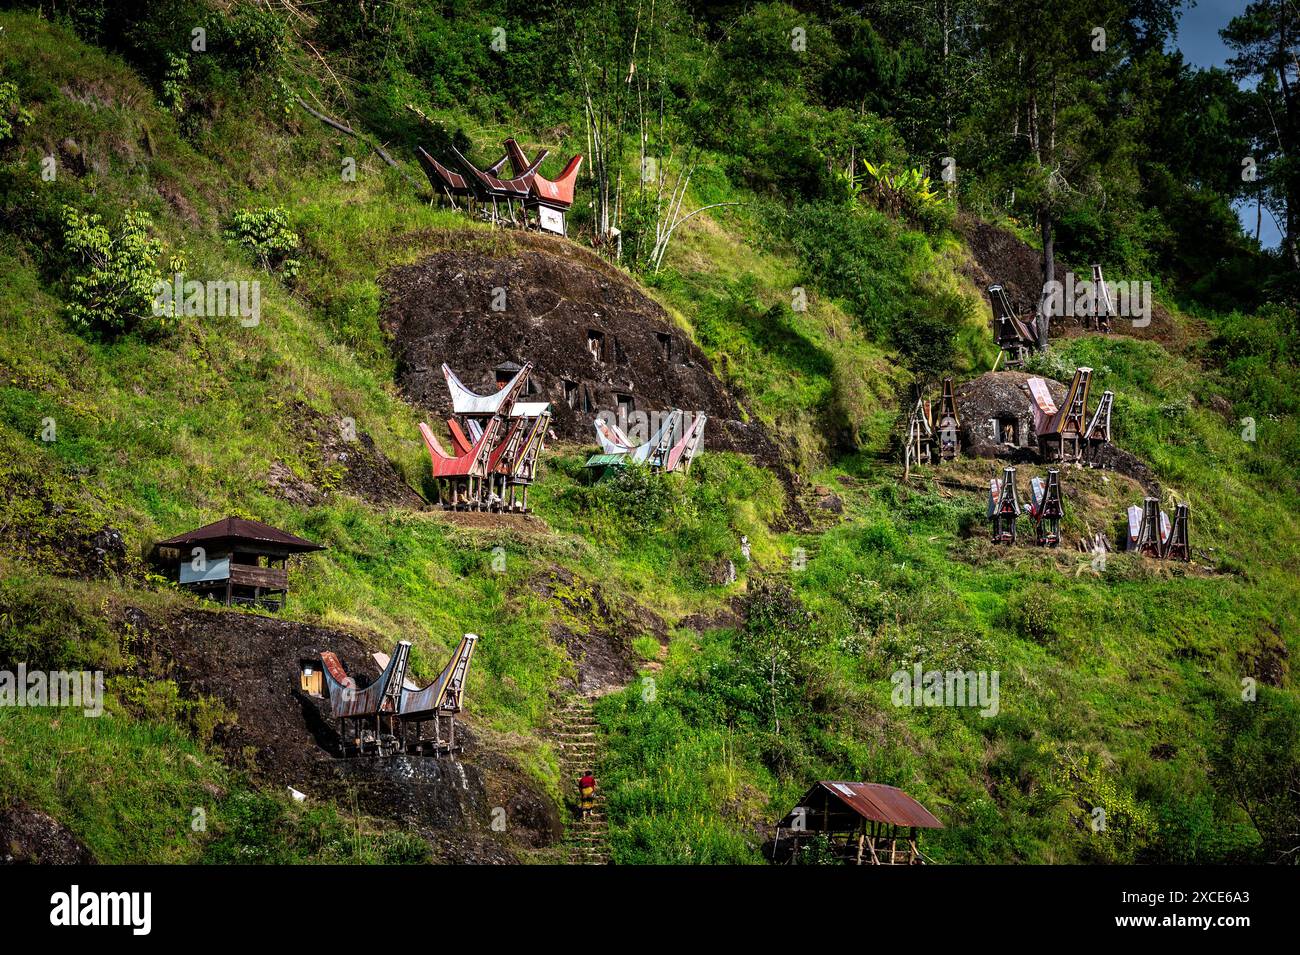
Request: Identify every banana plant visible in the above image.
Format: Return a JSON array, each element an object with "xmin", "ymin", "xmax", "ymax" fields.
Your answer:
[{"xmin": 859, "ymin": 160, "xmax": 944, "ymax": 219}]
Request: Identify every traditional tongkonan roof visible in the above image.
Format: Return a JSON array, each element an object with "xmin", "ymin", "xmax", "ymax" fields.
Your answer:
[
  {"xmin": 442, "ymin": 361, "xmax": 533, "ymax": 416},
  {"xmin": 511, "ymin": 401, "xmax": 551, "ymax": 418},
  {"xmin": 988, "ymin": 468, "xmax": 1020, "ymax": 518},
  {"xmin": 594, "ymin": 416, "xmax": 635, "ymax": 455},
  {"xmin": 416, "ymin": 147, "xmax": 472, "ymax": 196},
  {"xmin": 451, "ymin": 145, "xmax": 537, "ymax": 199},
  {"xmin": 398, "ymin": 634, "xmax": 478, "ymax": 720},
  {"xmin": 987, "ymin": 284, "xmax": 1039, "ymax": 346},
  {"xmin": 321, "ymin": 641, "xmax": 409, "ymax": 719},
  {"xmin": 586, "ymin": 411, "xmax": 707, "ymax": 473},
  {"xmin": 1031, "ymin": 367, "xmax": 1093, "ymax": 437},
  {"xmin": 505, "ymin": 138, "xmax": 583, "ymax": 208},
  {"xmin": 419, "ymin": 420, "xmax": 499, "ymax": 477}
]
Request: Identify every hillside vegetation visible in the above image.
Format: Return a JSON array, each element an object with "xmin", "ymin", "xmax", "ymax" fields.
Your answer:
[{"xmin": 0, "ymin": 1, "xmax": 1297, "ymax": 865}]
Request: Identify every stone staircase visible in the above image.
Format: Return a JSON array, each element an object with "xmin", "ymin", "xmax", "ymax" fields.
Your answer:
[{"xmin": 553, "ymin": 694, "xmax": 609, "ymax": 865}]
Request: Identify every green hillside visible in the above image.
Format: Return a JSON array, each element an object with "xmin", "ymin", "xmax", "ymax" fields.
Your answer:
[{"xmin": 0, "ymin": 2, "xmax": 1297, "ymax": 866}]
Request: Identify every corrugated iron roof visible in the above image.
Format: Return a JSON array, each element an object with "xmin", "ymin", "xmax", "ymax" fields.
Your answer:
[
  {"xmin": 155, "ymin": 517, "xmax": 324, "ymax": 552},
  {"xmin": 583, "ymin": 453, "xmax": 627, "ymax": 469},
  {"xmin": 779, "ymin": 781, "xmax": 943, "ymax": 829}
]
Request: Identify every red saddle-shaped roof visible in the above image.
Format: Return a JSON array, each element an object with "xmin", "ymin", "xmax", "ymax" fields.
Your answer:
[{"xmin": 505, "ymin": 138, "xmax": 583, "ymax": 208}]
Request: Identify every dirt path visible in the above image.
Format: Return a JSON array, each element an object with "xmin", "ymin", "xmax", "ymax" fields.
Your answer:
[{"xmin": 552, "ymin": 694, "xmax": 610, "ymax": 865}]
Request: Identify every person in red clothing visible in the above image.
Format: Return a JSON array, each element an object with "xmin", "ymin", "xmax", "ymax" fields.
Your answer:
[{"xmin": 578, "ymin": 771, "xmax": 597, "ymax": 819}]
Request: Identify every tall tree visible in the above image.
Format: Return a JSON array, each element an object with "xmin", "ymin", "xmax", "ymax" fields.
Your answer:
[
  {"xmin": 1224, "ymin": 0, "xmax": 1300, "ymax": 267},
  {"xmin": 974, "ymin": 0, "xmax": 1186, "ymax": 343}
]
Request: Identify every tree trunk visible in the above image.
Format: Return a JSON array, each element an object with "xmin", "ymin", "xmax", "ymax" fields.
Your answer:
[{"xmin": 1038, "ymin": 209, "xmax": 1054, "ymax": 350}]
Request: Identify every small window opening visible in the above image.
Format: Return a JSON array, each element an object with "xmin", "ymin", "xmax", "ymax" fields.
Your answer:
[{"xmin": 656, "ymin": 333, "xmax": 672, "ymax": 362}]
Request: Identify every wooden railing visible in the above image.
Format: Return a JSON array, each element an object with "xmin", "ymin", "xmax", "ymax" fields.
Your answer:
[{"xmin": 228, "ymin": 565, "xmax": 288, "ymax": 590}]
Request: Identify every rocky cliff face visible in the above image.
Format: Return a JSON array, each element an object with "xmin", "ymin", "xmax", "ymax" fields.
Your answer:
[
  {"xmin": 380, "ymin": 234, "xmax": 783, "ymax": 468},
  {"xmin": 138, "ymin": 608, "xmax": 559, "ymax": 863}
]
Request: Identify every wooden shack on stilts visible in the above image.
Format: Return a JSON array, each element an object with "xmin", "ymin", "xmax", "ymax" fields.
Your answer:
[
  {"xmin": 150, "ymin": 517, "xmax": 324, "ymax": 611},
  {"xmin": 772, "ymin": 781, "xmax": 943, "ymax": 865}
]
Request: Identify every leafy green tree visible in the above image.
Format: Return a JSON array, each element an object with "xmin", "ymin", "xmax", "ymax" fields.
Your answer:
[
  {"xmin": 735, "ymin": 576, "xmax": 817, "ymax": 736},
  {"xmin": 1211, "ymin": 687, "xmax": 1300, "ymax": 863},
  {"xmin": 0, "ymin": 81, "xmax": 33, "ymax": 144},
  {"xmin": 61, "ymin": 205, "xmax": 166, "ymax": 337}
]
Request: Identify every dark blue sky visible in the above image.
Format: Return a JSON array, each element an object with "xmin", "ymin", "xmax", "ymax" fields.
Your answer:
[
  {"xmin": 1175, "ymin": 0, "xmax": 1241, "ymax": 71},
  {"xmin": 1174, "ymin": 0, "xmax": 1282, "ymax": 247}
]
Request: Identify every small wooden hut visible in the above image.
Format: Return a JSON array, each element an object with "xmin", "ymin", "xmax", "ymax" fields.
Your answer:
[
  {"xmin": 772, "ymin": 781, "xmax": 943, "ymax": 865},
  {"xmin": 151, "ymin": 517, "xmax": 324, "ymax": 611}
]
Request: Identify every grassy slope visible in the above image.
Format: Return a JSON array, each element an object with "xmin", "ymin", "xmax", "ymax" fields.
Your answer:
[{"xmin": 0, "ymin": 12, "xmax": 1296, "ymax": 865}]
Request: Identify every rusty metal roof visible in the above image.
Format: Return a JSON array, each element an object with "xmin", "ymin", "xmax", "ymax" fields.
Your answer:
[
  {"xmin": 155, "ymin": 517, "xmax": 324, "ymax": 553},
  {"xmin": 780, "ymin": 781, "xmax": 943, "ymax": 830}
]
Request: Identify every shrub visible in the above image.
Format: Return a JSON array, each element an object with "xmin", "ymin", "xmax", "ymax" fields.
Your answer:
[
  {"xmin": 0, "ymin": 81, "xmax": 33, "ymax": 143},
  {"xmin": 858, "ymin": 161, "xmax": 951, "ymax": 230},
  {"xmin": 159, "ymin": 52, "xmax": 189, "ymax": 114},
  {"xmin": 225, "ymin": 207, "xmax": 301, "ymax": 279},
  {"xmin": 1008, "ymin": 585, "xmax": 1058, "ymax": 644},
  {"xmin": 589, "ymin": 463, "xmax": 674, "ymax": 530},
  {"xmin": 213, "ymin": 5, "xmax": 287, "ymax": 77},
  {"xmin": 60, "ymin": 204, "xmax": 166, "ymax": 337}
]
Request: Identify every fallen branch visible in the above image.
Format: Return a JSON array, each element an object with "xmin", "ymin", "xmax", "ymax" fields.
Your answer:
[
  {"xmin": 296, "ymin": 97, "xmax": 419, "ymax": 186},
  {"xmin": 297, "ymin": 97, "xmax": 353, "ymax": 135}
]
